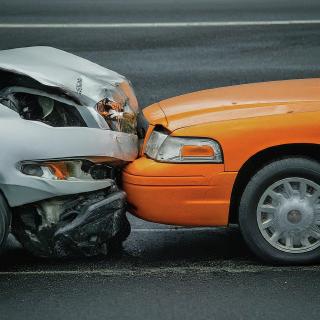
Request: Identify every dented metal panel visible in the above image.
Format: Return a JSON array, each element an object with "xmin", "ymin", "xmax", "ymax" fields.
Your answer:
[
  {"xmin": 0, "ymin": 46, "xmax": 138, "ymax": 108},
  {"xmin": 0, "ymin": 46, "xmax": 140, "ymax": 134}
]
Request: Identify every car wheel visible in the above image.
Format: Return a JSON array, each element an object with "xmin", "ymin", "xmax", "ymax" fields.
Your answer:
[
  {"xmin": 239, "ymin": 157, "xmax": 320, "ymax": 265},
  {"xmin": 109, "ymin": 214, "xmax": 131, "ymax": 252},
  {"xmin": 0, "ymin": 192, "xmax": 11, "ymax": 253},
  {"xmin": 116, "ymin": 215, "xmax": 131, "ymax": 243}
]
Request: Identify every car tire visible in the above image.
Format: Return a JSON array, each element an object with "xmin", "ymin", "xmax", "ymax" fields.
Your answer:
[
  {"xmin": 0, "ymin": 192, "xmax": 11, "ymax": 253},
  {"xmin": 116, "ymin": 215, "xmax": 131, "ymax": 243},
  {"xmin": 239, "ymin": 157, "xmax": 320, "ymax": 265},
  {"xmin": 109, "ymin": 214, "xmax": 131, "ymax": 252}
]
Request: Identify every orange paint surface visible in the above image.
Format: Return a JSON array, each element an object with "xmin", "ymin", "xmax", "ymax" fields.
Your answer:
[{"xmin": 123, "ymin": 79, "xmax": 320, "ymax": 226}]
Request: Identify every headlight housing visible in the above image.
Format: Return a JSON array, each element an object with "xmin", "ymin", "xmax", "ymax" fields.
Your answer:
[
  {"xmin": 96, "ymin": 83, "xmax": 139, "ymax": 134},
  {"xmin": 20, "ymin": 160, "xmax": 90, "ymax": 180},
  {"xmin": 19, "ymin": 159, "xmax": 115, "ymax": 181},
  {"xmin": 145, "ymin": 129, "xmax": 223, "ymax": 163}
]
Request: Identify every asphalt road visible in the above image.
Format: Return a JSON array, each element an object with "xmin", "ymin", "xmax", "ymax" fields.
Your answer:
[{"xmin": 1, "ymin": 1, "xmax": 320, "ymax": 319}]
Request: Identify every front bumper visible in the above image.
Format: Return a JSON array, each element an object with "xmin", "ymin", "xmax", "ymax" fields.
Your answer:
[
  {"xmin": 122, "ymin": 157, "xmax": 237, "ymax": 227},
  {"xmin": 0, "ymin": 120, "xmax": 138, "ymax": 207}
]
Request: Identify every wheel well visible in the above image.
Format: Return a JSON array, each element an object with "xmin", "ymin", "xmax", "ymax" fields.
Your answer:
[
  {"xmin": 228, "ymin": 143, "xmax": 320, "ymax": 224},
  {"xmin": 0, "ymin": 188, "xmax": 9, "ymax": 205}
]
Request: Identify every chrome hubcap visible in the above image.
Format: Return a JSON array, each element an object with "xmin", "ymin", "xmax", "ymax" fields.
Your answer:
[
  {"xmin": 257, "ymin": 177, "xmax": 320, "ymax": 253},
  {"xmin": 287, "ymin": 210, "xmax": 302, "ymax": 224}
]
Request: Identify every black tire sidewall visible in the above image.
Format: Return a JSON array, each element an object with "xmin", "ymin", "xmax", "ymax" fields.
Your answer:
[
  {"xmin": 239, "ymin": 158, "xmax": 320, "ymax": 265},
  {"xmin": 0, "ymin": 193, "xmax": 11, "ymax": 252}
]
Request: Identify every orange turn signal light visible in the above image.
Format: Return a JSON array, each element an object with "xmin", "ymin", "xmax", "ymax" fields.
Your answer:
[
  {"xmin": 181, "ymin": 145, "xmax": 215, "ymax": 158},
  {"xmin": 46, "ymin": 162, "xmax": 69, "ymax": 180}
]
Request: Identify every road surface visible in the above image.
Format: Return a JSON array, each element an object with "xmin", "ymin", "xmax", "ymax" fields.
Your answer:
[{"xmin": 1, "ymin": 1, "xmax": 320, "ymax": 319}]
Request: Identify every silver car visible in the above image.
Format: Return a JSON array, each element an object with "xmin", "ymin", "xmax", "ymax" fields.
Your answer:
[{"xmin": 0, "ymin": 46, "xmax": 140, "ymax": 257}]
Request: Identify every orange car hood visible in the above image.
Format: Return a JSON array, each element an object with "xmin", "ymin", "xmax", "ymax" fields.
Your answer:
[{"xmin": 144, "ymin": 79, "xmax": 320, "ymax": 131}]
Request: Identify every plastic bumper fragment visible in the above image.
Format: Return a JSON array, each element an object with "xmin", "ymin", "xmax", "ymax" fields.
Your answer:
[{"xmin": 12, "ymin": 186, "xmax": 128, "ymax": 258}]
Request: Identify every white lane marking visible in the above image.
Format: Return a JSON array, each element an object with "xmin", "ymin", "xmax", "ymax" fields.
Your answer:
[
  {"xmin": 0, "ymin": 265, "xmax": 319, "ymax": 276},
  {"xmin": 131, "ymin": 227, "xmax": 222, "ymax": 232},
  {"xmin": 0, "ymin": 20, "xmax": 320, "ymax": 28}
]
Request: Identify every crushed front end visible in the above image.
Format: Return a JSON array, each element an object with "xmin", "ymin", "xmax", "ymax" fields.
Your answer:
[{"xmin": 0, "ymin": 46, "xmax": 139, "ymax": 258}]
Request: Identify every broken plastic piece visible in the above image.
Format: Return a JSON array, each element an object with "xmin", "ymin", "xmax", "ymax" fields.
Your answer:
[{"xmin": 12, "ymin": 185, "xmax": 129, "ymax": 258}]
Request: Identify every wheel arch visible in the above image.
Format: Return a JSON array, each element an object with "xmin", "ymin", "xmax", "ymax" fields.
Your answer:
[
  {"xmin": 228, "ymin": 143, "xmax": 320, "ymax": 224},
  {"xmin": 0, "ymin": 186, "xmax": 11, "ymax": 207}
]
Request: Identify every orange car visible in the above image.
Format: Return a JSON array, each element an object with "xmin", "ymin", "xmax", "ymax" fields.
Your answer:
[{"xmin": 123, "ymin": 78, "xmax": 320, "ymax": 265}]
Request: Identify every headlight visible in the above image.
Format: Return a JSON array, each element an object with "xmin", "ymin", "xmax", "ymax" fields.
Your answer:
[
  {"xmin": 20, "ymin": 160, "xmax": 93, "ymax": 181},
  {"xmin": 96, "ymin": 98, "xmax": 137, "ymax": 134},
  {"xmin": 20, "ymin": 159, "xmax": 119, "ymax": 181},
  {"xmin": 96, "ymin": 83, "xmax": 138, "ymax": 134},
  {"xmin": 145, "ymin": 129, "xmax": 223, "ymax": 163}
]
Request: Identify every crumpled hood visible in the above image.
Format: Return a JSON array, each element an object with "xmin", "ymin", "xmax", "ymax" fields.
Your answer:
[
  {"xmin": 146, "ymin": 79, "xmax": 320, "ymax": 131},
  {"xmin": 0, "ymin": 46, "xmax": 138, "ymax": 108}
]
